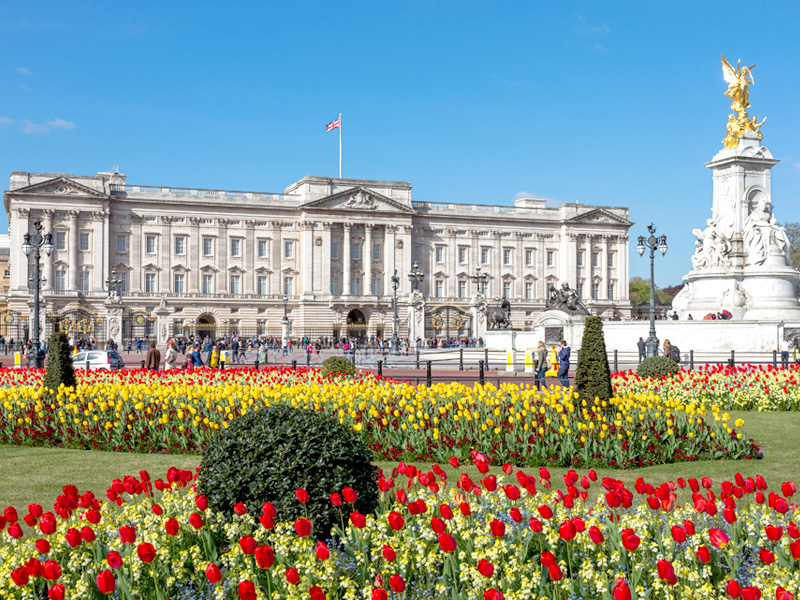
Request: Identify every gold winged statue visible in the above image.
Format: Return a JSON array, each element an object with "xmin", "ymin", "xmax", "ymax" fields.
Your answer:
[{"xmin": 721, "ymin": 54, "xmax": 766, "ymax": 148}]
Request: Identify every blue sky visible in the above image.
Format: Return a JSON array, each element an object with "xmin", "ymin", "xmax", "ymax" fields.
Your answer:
[{"xmin": 2, "ymin": 1, "xmax": 800, "ymax": 286}]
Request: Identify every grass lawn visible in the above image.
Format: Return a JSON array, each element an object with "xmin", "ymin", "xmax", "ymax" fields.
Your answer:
[{"xmin": 1, "ymin": 410, "xmax": 796, "ymax": 511}]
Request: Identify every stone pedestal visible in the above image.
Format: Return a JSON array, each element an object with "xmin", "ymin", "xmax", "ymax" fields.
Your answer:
[
  {"xmin": 483, "ymin": 329, "xmax": 517, "ymax": 351},
  {"xmin": 154, "ymin": 300, "xmax": 171, "ymax": 346},
  {"xmin": 104, "ymin": 300, "xmax": 124, "ymax": 349},
  {"xmin": 676, "ymin": 131, "xmax": 800, "ymax": 320},
  {"xmin": 470, "ymin": 295, "xmax": 487, "ymax": 341},
  {"xmin": 407, "ymin": 293, "xmax": 425, "ymax": 343}
]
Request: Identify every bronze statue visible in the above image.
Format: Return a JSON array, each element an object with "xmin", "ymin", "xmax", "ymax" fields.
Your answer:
[
  {"xmin": 487, "ymin": 297, "xmax": 512, "ymax": 329},
  {"xmin": 546, "ymin": 282, "xmax": 589, "ymax": 315}
]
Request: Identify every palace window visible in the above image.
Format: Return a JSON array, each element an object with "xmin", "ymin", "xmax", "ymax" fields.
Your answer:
[
  {"xmin": 577, "ymin": 252, "xmax": 584, "ymax": 267},
  {"xmin": 331, "ymin": 242, "xmax": 339, "ymax": 260},
  {"xmin": 284, "ymin": 241, "xmax": 294, "ymax": 259},
  {"xmin": 503, "ymin": 249, "xmax": 512, "ymax": 265},
  {"xmin": 202, "ymin": 274, "xmax": 213, "ymax": 294},
  {"xmin": 372, "ymin": 243, "xmax": 381, "ymax": 261},
  {"xmin": 54, "ymin": 268, "xmax": 66, "ymax": 291},
  {"xmin": 79, "ymin": 233, "xmax": 90, "ymax": 251},
  {"xmin": 577, "ymin": 283, "xmax": 583, "ymax": 298},
  {"xmin": 458, "ymin": 280, "xmax": 466, "ymax": 298},
  {"xmin": 230, "ymin": 239, "xmax": 241, "ymax": 257},
  {"xmin": 525, "ymin": 282, "xmax": 533, "ymax": 299},
  {"xmin": 351, "ymin": 242, "xmax": 360, "ymax": 261},
  {"xmin": 117, "ymin": 235, "xmax": 128, "ymax": 254},
  {"xmin": 55, "ymin": 232, "xmax": 66, "ymax": 251},
  {"xmin": 257, "ymin": 275, "xmax": 268, "ymax": 295},
  {"xmin": 458, "ymin": 247, "xmax": 468, "ymax": 264},
  {"xmin": 412, "ymin": 246, "xmax": 421, "ymax": 264},
  {"xmin": 503, "ymin": 281, "xmax": 511, "ymax": 298},
  {"xmin": 480, "ymin": 280, "xmax": 488, "ymax": 295},
  {"xmin": 117, "ymin": 272, "xmax": 127, "ymax": 292},
  {"xmin": 525, "ymin": 249, "xmax": 533, "ymax": 266},
  {"xmin": 174, "ymin": 236, "xmax": 185, "ymax": 255},
  {"xmin": 371, "ymin": 275, "xmax": 382, "ymax": 296},
  {"xmin": 173, "ymin": 273, "xmax": 185, "ymax": 293},
  {"xmin": 435, "ymin": 247, "xmax": 444, "ymax": 263},
  {"xmin": 146, "ymin": 235, "xmax": 157, "ymax": 254},
  {"xmin": 230, "ymin": 274, "xmax": 241, "ymax": 294},
  {"xmin": 258, "ymin": 240, "xmax": 268, "ymax": 258},
  {"xmin": 481, "ymin": 248, "xmax": 490, "ymax": 264},
  {"xmin": 284, "ymin": 276, "xmax": 293, "ymax": 296},
  {"xmin": 608, "ymin": 252, "xmax": 615, "ymax": 268},
  {"xmin": 546, "ymin": 251, "xmax": 554, "ymax": 267},
  {"xmin": 78, "ymin": 269, "xmax": 90, "ymax": 291},
  {"xmin": 592, "ymin": 252, "xmax": 599, "ymax": 268},
  {"xmin": 435, "ymin": 280, "xmax": 443, "ymax": 297},
  {"xmin": 607, "ymin": 282, "xmax": 614, "ymax": 300},
  {"xmin": 592, "ymin": 282, "xmax": 599, "ymax": 300},
  {"xmin": 330, "ymin": 276, "xmax": 340, "ymax": 296},
  {"xmin": 145, "ymin": 273, "xmax": 156, "ymax": 293},
  {"xmin": 351, "ymin": 277, "xmax": 361, "ymax": 295}
]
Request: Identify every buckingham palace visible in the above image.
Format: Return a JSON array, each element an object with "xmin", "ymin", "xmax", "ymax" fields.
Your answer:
[{"xmin": 3, "ymin": 170, "xmax": 632, "ymax": 346}]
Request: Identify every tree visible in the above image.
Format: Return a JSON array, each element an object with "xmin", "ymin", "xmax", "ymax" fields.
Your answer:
[
  {"xmin": 41, "ymin": 331, "xmax": 76, "ymax": 398},
  {"xmin": 781, "ymin": 222, "xmax": 800, "ymax": 269},
  {"xmin": 629, "ymin": 277, "xmax": 676, "ymax": 305},
  {"xmin": 575, "ymin": 316, "xmax": 613, "ymax": 405}
]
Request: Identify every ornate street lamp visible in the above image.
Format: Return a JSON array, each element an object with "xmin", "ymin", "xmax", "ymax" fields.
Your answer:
[
  {"xmin": 637, "ymin": 223, "xmax": 668, "ymax": 358},
  {"xmin": 282, "ymin": 294, "xmax": 289, "ymax": 325},
  {"xmin": 105, "ymin": 268, "xmax": 122, "ymax": 300},
  {"xmin": 470, "ymin": 266, "xmax": 488, "ymax": 295},
  {"xmin": 408, "ymin": 261, "xmax": 425, "ymax": 292},
  {"xmin": 22, "ymin": 220, "xmax": 53, "ymax": 369},
  {"xmin": 390, "ymin": 270, "xmax": 400, "ymax": 355}
]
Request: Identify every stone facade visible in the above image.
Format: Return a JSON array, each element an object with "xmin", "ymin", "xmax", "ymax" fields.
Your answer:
[{"xmin": 3, "ymin": 171, "xmax": 632, "ymax": 345}]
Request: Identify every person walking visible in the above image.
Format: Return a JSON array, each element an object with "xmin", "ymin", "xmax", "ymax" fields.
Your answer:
[
  {"xmin": 191, "ymin": 343, "xmax": 204, "ymax": 369},
  {"xmin": 557, "ymin": 340, "xmax": 571, "ymax": 389},
  {"xmin": 535, "ymin": 341, "xmax": 547, "ymax": 390},
  {"xmin": 637, "ymin": 337, "xmax": 646, "ymax": 363},
  {"xmin": 230, "ymin": 336, "xmax": 240, "ymax": 364},
  {"xmin": 164, "ymin": 342, "xmax": 178, "ymax": 370},
  {"xmin": 781, "ymin": 338, "xmax": 790, "ymax": 369},
  {"xmin": 145, "ymin": 342, "xmax": 161, "ymax": 372}
]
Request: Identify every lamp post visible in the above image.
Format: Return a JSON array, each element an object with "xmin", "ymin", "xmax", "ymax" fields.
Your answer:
[
  {"xmin": 470, "ymin": 266, "xmax": 488, "ymax": 295},
  {"xmin": 22, "ymin": 220, "xmax": 54, "ymax": 369},
  {"xmin": 407, "ymin": 262, "xmax": 425, "ymax": 292},
  {"xmin": 390, "ymin": 270, "xmax": 400, "ymax": 355},
  {"xmin": 105, "ymin": 268, "xmax": 122, "ymax": 301},
  {"xmin": 637, "ymin": 223, "xmax": 668, "ymax": 358},
  {"xmin": 281, "ymin": 294, "xmax": 290, "ymax": 351},
  {"xmin": 282, "ymin": 294, "xmax": 289, "ymax": 324}
]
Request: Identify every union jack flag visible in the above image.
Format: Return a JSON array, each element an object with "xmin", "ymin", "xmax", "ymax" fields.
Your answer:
[{"xmin": 326, "ymin": 115, "xmax": 341, "ymax": 131}]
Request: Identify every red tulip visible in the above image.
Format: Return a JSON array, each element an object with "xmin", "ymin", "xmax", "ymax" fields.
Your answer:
[
  {"xmin": 234, "ymin": 502, "xmax": 247, "ymax": 515},
  {"xmin": 39, "ymin": 516, "xmax": 56, "ymax": 535},
  {"xmin": 459, "ymin": 502, "xmax": 471, "ymax": 516},
  {"xmin": 740, "ymin": 586, "xmax": 761, "ymax": 600},
  {"xmin": 294, "ymin": 518, "xmax": 312, "ymax": 537},
  {"xmin": 548, "ymin": 564, "xmax": 562, "ymax": 581},
  {"xmin": 439, "ymin": 504, "xmax": 454, "ymax": 520},
  {"xmin": 342, "ymin": 487, "xmax": 358, "ymax": 503},
  {"xmin": 430, "ymin": 517, "xmax": 446, "ymax": 534},
  {"xmin": 759, "ymin": 548, "xmax": 775, "ymax": 564},
  {"xmin": 350, "ymin": 511, "xmax": 366, "ymax": 529},
  {"xmin": 64, "ymin": 528, "xmax": 81, "ymax": 548},
  {"xmin": 80, "ymin": 526, "xmax": 96, "ymax": 542},
  {"xmin": 310, "ymin": 585, "xmax": 326, "ymax": 600},
  {"xmin": 206, "ymin": 563, "xmax": 222, "ymax": 583},
  {"xmin": 787, "ymin": 522, "xmax": 799, "ymax": 539},
  {"xmin": 315, "ymin": 541, "xmax": 329, "ymax": 561},
  {"xmin": 286, "ymin": 567, "xmax": 300, "ymax": 585},
  {"xmin": 11, "ymin": 567, "xmax": 29, "ymax": 586},
  {"xmin": 296, "ymin": 488, "xmax": 309, "ymax": 503},
  {"xmin": 371, "ymin": 589, "xmax": 388, "ymax": 600},
  {"xmin": 588, "ymin": 525, "xmax": 605, "ymax": 544},
  {"xmin": 36, "ymin": 539, "xmax": 50, "ymax": 554},
  {"xmin": 684, "ymin": 519, "xmax": 696, "ymax": 536},
  {"xmin": 106, "ymin": 551, "xmax": 123, "ymax": 569},
  {"xmin": 25, "ymin": 558, "xmax": 42, "ymax": 578},
  {"xmin": 165, "ymin": 518, "xmax": 179, "ymax": 536},
  {"xmin": 4, "ymin": 506, "xmax": 18, "ymax": 523},
  {"xmin": 389, "ymin": 574, "xmax": 406, "ymax": 593},
  {"xmin": 765, "ymin": 525, "xmax": 783, "ymax": 541},
  {"xmin": 727, "ymin": 580, "xmax": 741, "ymax": 599},
  {"xmin": 621, "ymin": 529, "xmax": 640, "ymax": 551},
  {"xmin": 540, "ymin": 551, "xmax": 556, "ymax": 567},
  {"xmin": 537, "ymin": 505, "xmax": 553, "ymax": 519},
  {"xmin": 484, "ymin": 589, "xmax": 505, "ymax": 600},
  {"xmin": 656, "ymin": 559, "xmax": 677, "ymax": 585},
  {"xmin": 776, "ymin": 587, "xmax": 795, "ymax": 600},
  {"xmin": 723, "ymin": 507, "xmax": 737, "ymax": 524},
  {"xmin": 489, "ymin": 519, "xmax": 506, "ymax": 538},
  {"xmin": 136, "ymin": 542, "xmax": 156, "ymax": 564},
  {"xmin": 529, "ymin": 517, "xmax": 543, "ymax": 533},
  {"xmin": 48, "ymin": 584, "xmax": 65, "ymax": 600},
  {"xmin": 195, "ymin": 495, "xmax": 209, "ymax": 511},
  {"xmin": 438, "ymin": 533, "xmax": 456, "ymax": 553},
  {"xmin": 189, "ymin": 512, "xmax": 204, "ymax": 529},
  {"xmin": 387, "ymin": 511, "xmax": 405, "ymax": 531},
  {"xmin": 238, "ymin": 580, "xmax": 257, "ymax": 600},
  {"xmin": 709, "ymin": 528, "xmax": 730, "ymax": 549},
  {"xmin": 255, "ymin": 545, "xmax": 275, "ymax": 568},
  {"xmin": 478, "ymin": 558, "xmax": 494, "ymax": 577},
  {"xmin": 118, "ymin": 526, "xmax": 136, "ymax": 544},
  {"xmin": 790, "ymin": 539, "xmax": 800, "ymax": 559},
  {"xmin": 612, "ymin": 578, "xmax": 631, "ymax": 600},
  {"xmin": 330, "ymin": 493, "xmax": 342, "ymax": 507},
  {"xmin": 96, "ymin": 569, "xmax": 116, "ymax": 594},
  {"xmin": 239, "ymin": 536, "xmax": 257, "ymax": 554},
  {"xmin": 42, "ymin": 560, "xmax": 61, "ymax": 581},
  {"xmin": 696, "ymin": 546, "xmax": 711, "ymax": 563},
  {"xmin": 509, "ymin": 507, "xmax": 522, "ymax": 523},
  {"xmin": 559, "ymin": 519, "xmax": 576, "ymax": 541},
  {"xmin": 152, "ymin": 504, "xmax": 163, "ymax": 516},
  {"xmin": 382, "ymin": 544, "xmax": 396, "ymax": 561},
  {"xmin": 85, "ymin": 509, "xmax": 101, "ymax": 524}
]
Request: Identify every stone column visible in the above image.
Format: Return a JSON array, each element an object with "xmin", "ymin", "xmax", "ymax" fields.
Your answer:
[
  {"xmin": 270, "ymin": 221, "xmax": 282, "ymax": 297},
  {"xmin": 400, "ymin": 225, "xmax": 412, "ymax": 296},
  {"xmin": 10, "ymin": 207, "xmax": 29, "ymax": 292},
  {"xmin": 618, "ymin": 235, "xmax": 629, "ymax": 300},
  {"xmin": 217, "ymin": 219, "xmax": 228, "ymax": 293},
  {"xmin": 130, "ymin": 215, "xmax": 143, "ymax": 292},
  {"xmin": 92, "ymin": 212, "xmax": 105, "ymax": 291},
  {"xmin": 300, "ymin": 220, "xmax": 314, "ymax": 299},
  {"xmin": 471, "ymin": 230, "xmax": 480, "ymax": 291},
  {"xmin": 155, "ymin": 301, "xmax": 171, "ymax": 346},
  {"xmin": 42, "ymin": 210, "xmax": 54, "ymax": 291},
  {"xmin": 364, "ymin": 224, "xmax": 374, "ymax": 297},
  {"xmin": 492, "ymin": 231, "xmax": 502, "ymax": 298},
  {"xmin": 189, "ymin": 218, "xmax": 201, "ymax": 293},
  {"xmin": 68, "ymin": 211, "xmax": 80, "ymax": 290},
  {"xmin": 244, "ymin": 220, "xmax": 256, "ymax": 295},
  {"xmin": 342, "ymin": 223, "xmax": 352, "ymax": 295},
  {"xmin": 320, "ymin": 222, "xmax": 332, "ymax": 296},
  {"xmin": 601, "ymin": 235, "xmax": 609, "ymax": 301},
  {"xmin": 447, "ymin": 229, "xmax": 457, "ymax": 297},
  {"xmin": 160, "ymin": 216, "xmax": 174, "ymax": 292},
  {"xmin": 537, "ymin": 233, "xmax": 547, "ymax": 299},
  {"xmin": 515, "ymin": 232, "xmax": 524, "ymax": 299}
]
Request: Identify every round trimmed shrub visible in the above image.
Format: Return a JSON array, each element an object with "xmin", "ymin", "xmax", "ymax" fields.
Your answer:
[
  {"xmin": 321, "ymin": 356, "xmax": 356, "ymax": 378},
  {"xmin": 198, "ymin": 404, "xmax": 377, "ymax": 538},
  {"xmin": 636, "ymin": 356, "xmax": 679, "ymax": 378}
]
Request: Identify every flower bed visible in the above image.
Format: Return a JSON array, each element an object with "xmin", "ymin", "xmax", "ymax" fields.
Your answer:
[
  {"xmin": 0, "ymin": 368, "xmax": 755, "ymax": 467},
  {"xmin": 0, "ymin": 458, "xmax": 798, "ymax": 599},
  {"xmin": 615, "ymin": 363, "xmax": 800, "ymax": 411}
]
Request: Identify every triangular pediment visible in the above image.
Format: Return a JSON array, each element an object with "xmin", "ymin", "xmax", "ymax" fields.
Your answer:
[
  {"xmin": 11, "ymin": 177, "xmax": 109, "ymax": 199},
  {"xmin": 302, "ymin": 186, "xmax": 415, "ymax": 214},
  {"xmin": 566, "ymin": 208, "xmax": 631, "ymax": 226}
]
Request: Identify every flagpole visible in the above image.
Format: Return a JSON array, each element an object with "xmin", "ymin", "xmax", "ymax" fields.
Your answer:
[{"xmin": 338, "ymin": 113, "xmax": 342, "ymax": 179}]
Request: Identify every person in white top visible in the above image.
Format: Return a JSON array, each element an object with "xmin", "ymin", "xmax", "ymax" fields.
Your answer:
[{"xmin": 781, "ymin": 338, "xmax": 791, "ymax": 369}]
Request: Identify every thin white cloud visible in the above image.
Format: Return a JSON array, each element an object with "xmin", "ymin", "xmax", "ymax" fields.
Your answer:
[
  {"xmin": 8, "ymin": 118, "xmax": 77, "ymax": 135},
  {"xmin": 0, "ymin": 117, "xmax": 14, "ymax": 126},
  {"xmin": 18, "ymin": 84, "xmax": 29, "ymax": 91},
  {"xmin": 47, "ymin": 118, "xmax": 75, "ymax": 130},
  {"xmin": 793, "ymin": 162, "xmax": 800, "ymax": 171},
  {"xmin": 17, "ymin": 67, "xmax": 36, "ymax": 76}
]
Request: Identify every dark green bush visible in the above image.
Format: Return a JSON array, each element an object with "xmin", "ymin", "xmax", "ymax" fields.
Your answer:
[
  {"xmin": 575, "ymin": 316, "xmax": 613, "ymax": 403},
  {"xmin": 42, "ymin": 331, "xmax": 76, "ymax": 398},
  {"xmin": 636, "ymin": 355, "xmax": 680, "ymax": 378},
  {"xmin": 321, "ymin": 356, "xmax": 356, "ymax": 378},
  {"xmin": 198, "ymin": 404, "xmax": 378, "ymax": 539}
]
